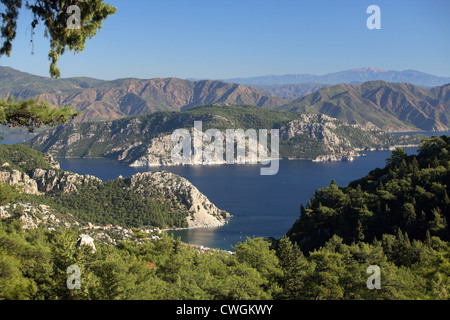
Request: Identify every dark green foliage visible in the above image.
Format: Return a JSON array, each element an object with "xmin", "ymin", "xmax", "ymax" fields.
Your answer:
[
  {"xmin": 35, "ymin": 178, "xmax": 189, "ymax": 229},
  {"xmin": 1, "ymin": 220, "xmax": 448, "ymax": 300},
  {"xmin": 0, "ymin": 182, "xmax": 21, "ymax": 206},
  {"xmin": 0, "ymin": 143, "xmax": 56, "ymax": 174},
  {"xmin": 0, "ymin": 96, "xmax": 78, "ymax": 133},
  {"xmin": 288, "ymin": 135, "xmax": 450, "ymax": 253}
]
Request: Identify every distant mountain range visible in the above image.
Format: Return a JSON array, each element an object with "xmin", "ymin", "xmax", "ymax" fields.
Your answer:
[
  {"xmin": 222, "ymin": 68, "xmax": 450, "ymax": 87},
  {"xmin": 278, "ymin": 81, "xmax": 450, "ymax": 132},
  {"xmin": 0, "ymin": 66, "xmax": 288, "ymax": 122},
  {"xmin": 1, "ymin": 66, "xmax": 449, "ymax": 131}
]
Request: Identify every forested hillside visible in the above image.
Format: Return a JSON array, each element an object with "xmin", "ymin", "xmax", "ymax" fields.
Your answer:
[
  {"xmin": 26, "ymin": 104, "xmax": 424, "ymax": 164},
  {"xmin": 0, "ymin": 144, "xmax": 229, "ymax": 230},
  {"xmin": 288, "ymin": 135, "xmax": 450, "ymax": 253},
  {"xmin": 0, "ymin": 137, "xmax": 448, "ymax": 300}
]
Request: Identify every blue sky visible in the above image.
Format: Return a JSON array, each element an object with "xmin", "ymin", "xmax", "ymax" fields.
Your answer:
[{"xmin": 1, "ymin": 0, "xmax": 449, "ymax": 80}]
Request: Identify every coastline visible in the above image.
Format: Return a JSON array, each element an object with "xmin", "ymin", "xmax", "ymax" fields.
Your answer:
[{"xmin": 53, "ymin": 145, "xmax": 420, "ymax": 167}]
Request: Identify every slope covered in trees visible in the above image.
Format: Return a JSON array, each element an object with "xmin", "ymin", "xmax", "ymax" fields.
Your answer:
[
  {"xmin": 25, "ymin": 104, "xmax": 424, "ymax": 163},
  {"xmin": 0, "ymin": 144, "xmax": 230, "ymax": 229},
  {"xmin": 288, "ymin": 135, "xmax": 450, "ymax": 254},
  {"xmin": 1, "ymin": 136, "xmax": 449, "ymax": 300},
  {"xmin": 0, "ymin": 219, "xmax": 448, "ymax": 300}
]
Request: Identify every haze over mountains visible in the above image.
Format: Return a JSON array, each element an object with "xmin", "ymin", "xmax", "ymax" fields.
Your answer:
[{"xmin": 223, "ymin": 68, "xmax": 450, "ymax": 87}]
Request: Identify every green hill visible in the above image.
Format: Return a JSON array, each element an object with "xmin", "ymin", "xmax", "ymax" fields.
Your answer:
[
  {"xmin": 0, "ymin": 144, "xmax": 230, "ymax": 230},
  {"xmin": 25, "ymin": 104, "xmax": 424, "ymax": 164},
  {"xmin": 287, "ymin": 135, "xmax": 450, "ymax": 254},
  {"xmin": 0, "ymin": 137, "xmax": 448, "ymax": 300}
]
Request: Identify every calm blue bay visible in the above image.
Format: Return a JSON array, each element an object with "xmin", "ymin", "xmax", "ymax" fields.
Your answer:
[
  {"xmin": 57, "ymin": 149, "xmax": 417, "ymax": 251},
  {"xmin": 2, "ymin": 130, "xmax": 448, "ymax": 251}
]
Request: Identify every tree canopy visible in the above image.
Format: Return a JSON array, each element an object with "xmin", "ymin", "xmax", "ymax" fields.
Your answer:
[
  {"xmin": 0, "ymin": 96, "xmax": 78, "ymax": 132},
  {"xmin": 0, "ymin": 0, "xmax": 116, "ymax": 78},
  {"xmin": 288, "ymin": 135, "xmax": 450, "ymax": 254},
  {"xmin": 0, "ymin": 137, "xmax": 448, "ymax": 300}
]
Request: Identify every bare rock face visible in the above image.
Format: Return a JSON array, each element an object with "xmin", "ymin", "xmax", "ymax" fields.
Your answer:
[
  {"xmin": 129, "ymin": 171, "xmax": 231, "ymax": 228},
  {"xmin": 30, "ymin": 169, "xmax": 102, "ymax": 194},
  {"xmin": 76, "ymin": 234, "xmax": 96, "ymax": 253},
  {"xmin": 0, "ymin": 158, "xmax": 100, "ymax": 195},
  {"xmin": 280, "ymin": 114, "xmax": 347, "ymax": 147},
  {"xmin": 280, "ymin": 114, "xmax": 359, "ymax": 161},
  {"xmin": 44, "ymin": 154, "xmax": 61, "ymax": 170},
  {"xmin": 129, "ymin": 134, "xmax": 177, "ymax": 167},
  {"xmin": 19, "ymin": 212, "xmax": 39, "ymax": 229},
  {"xmin": 128, "ymin": 127, "xmax": 271, "ymax": 167},
  {"xmin": 0, "ymin": 166, "xmax": 41, "ymax": 195},
  {"xmin": 312, "ymin": 153, "xmax": 357, "ymax": 162},
  {"xmin": 0, "ymin": 206, "xmax": 11, "ymax": 219}
]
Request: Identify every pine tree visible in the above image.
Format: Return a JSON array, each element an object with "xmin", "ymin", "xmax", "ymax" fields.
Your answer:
[
  {"xmin": 276, "ymin": 236, "xmax": 309, "ymax": 299},
  {"xmin": 0, "ymin": 0, "xmax": 116, "ymax": 78},
  {"xmin": 0, "ymin": 96, "xmax": 78, "ymax": 132}
]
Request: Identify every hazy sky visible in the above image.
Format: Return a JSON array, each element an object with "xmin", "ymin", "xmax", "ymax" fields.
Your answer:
[{"xmin": 1, "ymin": 0, "xmax": 449, "ymax": 80}]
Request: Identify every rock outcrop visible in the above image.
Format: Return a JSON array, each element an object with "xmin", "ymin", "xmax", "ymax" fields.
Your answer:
[
  {"xmin": 128, "ymin": 127, "xmax": 270, "ymax": 167},
  {"xmin": 0, "ymin": 159, "xmax": 231, "ymax": 229},
  {"xmin": 0, "ymin": 203, "xmax": 81, "ymax": 230},
  {"xmin": 76, "ymin": 234, "xmax": 96, "ymax": 253},
  {"xmin": 0, "ymin": 165, "xmax": 102, "ymax": 195},
  {"xmin": 31, "ymin": 169, "xmax": 101, "ymax": 194},
  {"xmin": 280, "ymin": 114, "xmax": 349, "ymax": 146},
  {"xmin": 129, "ymin": 171, "xmax": 231, "ymax": 228},
  {"xmin": 0, "ymin": 165, "xmax": 41, "ymax": 195},
  {"xmin": 312, "ymin": 153, "xmax": 356, "ymax": 162}
]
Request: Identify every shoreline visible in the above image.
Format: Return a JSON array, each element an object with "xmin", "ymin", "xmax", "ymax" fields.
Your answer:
[{"xmin": 54, "ymin": 144, "xmax": 421, "ymax": 167}]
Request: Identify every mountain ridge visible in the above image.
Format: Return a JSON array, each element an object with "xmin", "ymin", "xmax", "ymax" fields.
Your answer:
[
  {"xmin": 0, "ymin": 66, "xmax": 288, "ymax": 122},
  {"xmin": 278, "ymin": 81, "xmax": 450, "ymax": 132}
]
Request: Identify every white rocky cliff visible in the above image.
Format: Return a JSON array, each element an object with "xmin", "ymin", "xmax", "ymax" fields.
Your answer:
[
  {"xmin": 129, "ymin": 171, "xmax": 231, "ymax": 228},
  {"xmin": 0, "ymin": 160, "xmax": 231, "ymax": 229}
]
